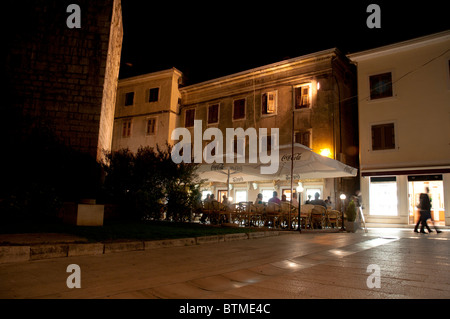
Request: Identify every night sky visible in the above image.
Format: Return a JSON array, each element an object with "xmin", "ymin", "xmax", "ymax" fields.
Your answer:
[{"xmin": 118, "ymin": 1, "xmax": 449, "ymax": 85}]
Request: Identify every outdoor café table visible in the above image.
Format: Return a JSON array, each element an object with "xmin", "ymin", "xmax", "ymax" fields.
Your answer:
[{"xmin": 238, "ymin": 202, "xmax": 253, "ymax": 226}]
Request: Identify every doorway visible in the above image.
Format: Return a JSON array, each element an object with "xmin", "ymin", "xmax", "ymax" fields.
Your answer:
[
  {"xmin": 217, "ymin": 190, "xmax": 228, "ymax": 203},
  {"xmin": 408, "ymin": 175, "xmax": 445, "ymax": 226}
]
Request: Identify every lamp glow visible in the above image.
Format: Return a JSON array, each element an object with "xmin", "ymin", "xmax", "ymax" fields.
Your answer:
[{"xmin": 320, "ymin": 148, "xmax": 332, "ymax": 158}]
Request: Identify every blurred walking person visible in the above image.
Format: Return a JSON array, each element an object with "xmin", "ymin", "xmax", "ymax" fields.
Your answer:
[
  {"xmin": 414, "ymin": 193, "xmax": 432, "ymax": 233},
  {"xmin": 415, "ymin": 189, "xmax": 442, "ymax": 234}
]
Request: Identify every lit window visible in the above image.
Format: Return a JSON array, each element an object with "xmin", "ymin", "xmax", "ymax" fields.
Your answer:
[
  {"xmin": 201, "ymin": 190, "xmax": 212, "ymax": 200},
  {"xmin": 369, "ymin": 177, "xmax": 398, "ymax": 216},
  {"xmin": 262, "ymin": 91, "xmax": 277, "ymax": 114},
  {"xmin": 294, "ymin": 85, "xmax": 310, "ymax": 109},
  {"xmin": 122, "ymin": 119, "xmax": 132, "ymax": 138},
  {"xmin": 260, "ymin": 190, "xmax": 272, "ymax": 202},
  {"xmin": 235, "ymin": 190, "xmax": 247, "ymax": 203},
  {"xmin": 369, "ymin": 72, "xmax": 393, "ymax": 100}
]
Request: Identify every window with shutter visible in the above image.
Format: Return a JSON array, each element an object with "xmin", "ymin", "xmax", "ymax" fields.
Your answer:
[
  {"xmin": 295, "ymin": 131, "xmax": 311, "ymax": 148},
  {"xmin": 262, "ymin": 91, "xmax": 277, "ymax": 114},
  {"xmin": 185, "ymin": 109, "xmax": 195, "ymax": 127},
  {"xmin": 294, "ymin": 85, "xmax": 311, "ymax": 109},
  {"xmin": 233, "ymin": 98, "xmax": 246, "ymax": 120},
  {"xmin": 122, "ymin": 119, "xmax": 132, "ymax": 138},
  {"xmin": 371, "ymin": 123, "xmax": 395, "ymax": 150},
  {"xmin": 146, "ymin": 118, "xmax": 157, "ymax": 135},
  {"xmin": 208, "ymin": 104, "xmax": 219, "ymax": 124}
]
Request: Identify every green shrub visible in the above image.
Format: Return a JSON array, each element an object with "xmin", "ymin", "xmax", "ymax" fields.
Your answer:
[
  {"xmin": 346, "ymin": 200, "xmax": 357, "ymax": 222},
  {"xmin": 102, "ymin": 144, "xmax": 201, "ymax": 222}
]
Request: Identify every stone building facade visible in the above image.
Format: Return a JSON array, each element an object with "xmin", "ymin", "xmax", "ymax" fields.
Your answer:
[
  {"xmin": 349, "ymin": 31, "xmax": 450, "ymax": 227},
  {"xmin": 112, "ymin": 69, "xmax": 183, "ymax": 152},
  {"xmin": 112, "ymin": 48, "xmax": 359, "ymax": 206},
  {"xmin": 5, "ymin": 0, "xmax": 123, "ymax": 162}
]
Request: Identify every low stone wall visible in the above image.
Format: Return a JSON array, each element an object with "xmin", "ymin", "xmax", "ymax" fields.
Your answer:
[{"xmin": 0, "ymin": 231, "xmax": 280, "ymax": 264}]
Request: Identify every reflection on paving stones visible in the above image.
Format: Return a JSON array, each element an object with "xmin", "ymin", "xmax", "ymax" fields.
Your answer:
[
  {"xmin": 270, "ymin": 260, "xmax": 308, "ymax": 271},
  {"xmin": 222, "ymin": 269, "xmax": 266, "ymax": 284},
  {"xmin": 180, "ymin": 237, "xmax": 400, "ymax": 297}
]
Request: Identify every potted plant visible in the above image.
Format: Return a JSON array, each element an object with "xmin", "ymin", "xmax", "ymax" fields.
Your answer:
[{"xmin": 345, "ymin": 200, "xmax": 359, "ymax": 233}]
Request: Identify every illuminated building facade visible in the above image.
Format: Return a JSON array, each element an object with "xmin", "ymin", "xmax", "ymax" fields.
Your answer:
[
  {"xmin": 349, "ymin": 31, "xmax": 450, "ymax": 227},
  {"xmin": 112, "ymin": 48, "xmax": 359, "ymax": 205}
]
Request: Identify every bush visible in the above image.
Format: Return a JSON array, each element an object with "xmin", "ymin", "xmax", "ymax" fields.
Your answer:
[
  {"xmin": 102, "ymin": 144, "xmax": 201, "ymax": 222},
  {"xmin": 346, "ymin": 200, "xmax": 357, "ymax": 222}
]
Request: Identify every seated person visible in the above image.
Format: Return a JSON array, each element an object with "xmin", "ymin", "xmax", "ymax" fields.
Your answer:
[
  {"xmin": 254, "ymin": 193, "xmax": 263, "ymax": 204},
  {"xmin": 309, "ymin": 192, "xmax": 327, "ymax": 208},
  {"xmin": 222, "ymin": 195, "xmax": 229, "ymax": 206},
  {"xmin": 305, "ymin": 194, "xmax": 312, "ymax": 204},
  {"xmin": 291, "ymin": 193, "xmax": 299, "ymax": 208},
  {"xmin": 268, "ymin": 191, "xmax": 281, "ymax": 205},
  {"xmin": 324, "ymin": 196, "xmax": 333, "ymax": 208}
]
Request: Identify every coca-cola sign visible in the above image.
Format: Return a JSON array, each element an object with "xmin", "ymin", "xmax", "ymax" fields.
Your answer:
[{"xmin": 281, "ymin": 153, "xmax": 302, "ymax": 162}]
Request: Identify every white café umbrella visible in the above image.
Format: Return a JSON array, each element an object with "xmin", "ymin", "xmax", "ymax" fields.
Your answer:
[
  {"xmin": 195, "ymin": 152, "xmax": 269, "ymax": 199},
  {"xmin": 196, "ymin": 144, "xmax": 357, "ymax": 192},
  {"xmin": 270, "ymin": 144, "xmax": 358, "ymax": 180}
]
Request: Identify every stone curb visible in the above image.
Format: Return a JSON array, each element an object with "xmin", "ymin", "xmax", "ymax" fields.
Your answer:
[{"xmin": 0, "ymin": 231, "xmax": 280, "ymax": 264}]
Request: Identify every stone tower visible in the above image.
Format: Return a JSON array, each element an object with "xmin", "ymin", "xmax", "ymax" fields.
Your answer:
[
  {"xmin": 3, "ymin": 0, "xmax": 123, "ymax": 202},
  {"xmin": 5, "ymin": 0, "xmax": 123, "ymax": 161}
]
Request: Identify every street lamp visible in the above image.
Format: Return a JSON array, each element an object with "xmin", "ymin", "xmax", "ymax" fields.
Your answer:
[
  {"xmin": 296, "ymin": 182, "xmax": 303, "ymax": 233},
  {"xmin": 340, "ymin": 194, "xmax": 346, "ymax": 231}
]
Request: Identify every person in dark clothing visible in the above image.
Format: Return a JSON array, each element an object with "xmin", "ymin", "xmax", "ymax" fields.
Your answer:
[
  {"xmin": 415, "ymin": 193, "xmax": 432, "ymax": 233},
  {"xmin": 415, "ymin": 190, "xmax": 441, "ymax": 233}
]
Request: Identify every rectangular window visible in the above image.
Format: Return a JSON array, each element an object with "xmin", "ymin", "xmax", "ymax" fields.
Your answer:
[
  {"xmin": 185, "ymin": 109, "xmax": 195, "ymax": 127},
  {"xmin": 369, "ymin": 72, "xmax": 393, "ymax": 100},
  {"xmin": 262, "ymin": 91, "xmax": 277, "ymax": 114},
  {"xmin": 233, "ymin": 98, "xmax": 246, "ymax": 120},
  {"xmin": 125, "ymin": 92, "xmax": 134, "ymax": 106},
  {"xmin": 122, "ymin": 119, "xmax": 132, "ymax": 138},
  {"xmin": 148, "ymin": 87, "xmax": 159, "ymax": 102},
  {"xmin": 294, "ymin": 85, "xmax": 310, "ymax": 109},
  {"xmin": 235, "ymin": 190, "xmax": 247, "ymax": 203},
  {"xmin": 208, "ymin": 104, "xmax": 219, "ymax": 124},
  {"xmin": 295, "ymin": 131, "xmax": 311, "ymax": 148},
  {"xmin": 369, "ymin": 177, "xmax": 398, "ymax": 216},
  {"xmin": 146, "ymin": 118, "xmax": 157, "ymax": 135},
  {"xmin": 261, "ymin": 189, "xmax": 274, "ymax": 202},
  {"xmin": 371, "ymin": 123, "xmax": 395, "ymax": 150}
]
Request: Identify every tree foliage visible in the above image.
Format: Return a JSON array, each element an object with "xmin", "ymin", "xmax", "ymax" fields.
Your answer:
[{"xmin": 102, "ymin": 144, "xmax": 201, "ymax": 222}]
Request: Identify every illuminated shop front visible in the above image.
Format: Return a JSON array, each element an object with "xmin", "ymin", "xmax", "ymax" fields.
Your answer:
[{"xmin": 361, "ymin": 172, "xmax": 450, "ymax": 227}]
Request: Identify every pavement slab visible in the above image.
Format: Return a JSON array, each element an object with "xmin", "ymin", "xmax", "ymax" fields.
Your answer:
[{"xmin": 0, "ymin": 228, "xmax": 449, "ymax": 299}]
